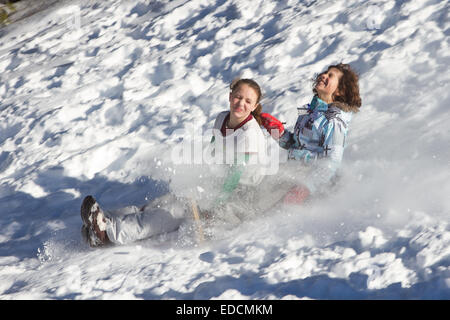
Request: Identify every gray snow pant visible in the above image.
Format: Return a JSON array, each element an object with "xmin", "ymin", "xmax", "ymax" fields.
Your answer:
[
  {"xmin": 104, "ymin": 193, "xmax": 188, "ymax": 245},
  {"xmin": 200, "ymin": 175, "xmax": 297, "ymax": 227},
  {"xmin": 103, "ymin": 173, "xmax": 299, "ymax": 245}
]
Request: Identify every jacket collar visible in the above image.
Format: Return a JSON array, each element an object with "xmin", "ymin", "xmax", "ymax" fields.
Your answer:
[
  {"xmin": 330, "ymin": 101, "xmax": 360, "ymax": 113},
  {"xmin": 309, "ymin": 96, "xmax": 328, "ymax": 112},
  {"xmin": 309, "ymin": 96, "xmax": 359, "ymax": 113}
]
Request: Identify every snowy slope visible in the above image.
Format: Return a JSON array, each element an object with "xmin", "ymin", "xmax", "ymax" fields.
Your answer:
[{"xmin": 0, "ymin": 0, "xmax": 449, "ymax": 299}]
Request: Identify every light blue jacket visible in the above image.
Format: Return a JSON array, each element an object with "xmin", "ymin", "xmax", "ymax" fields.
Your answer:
[{"xmin": 279, "ymin": 96, "xmax": 358, "ymax": 193}]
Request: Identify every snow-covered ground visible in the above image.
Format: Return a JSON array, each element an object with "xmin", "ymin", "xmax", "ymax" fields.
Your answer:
[{"xmin": 0, "ymin": 0, "xmax": 449, "ymax": 299}]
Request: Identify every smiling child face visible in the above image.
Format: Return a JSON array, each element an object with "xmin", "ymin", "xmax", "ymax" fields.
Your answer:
[{"xmin": 314, "ymin": 67, "xmax": 343, "ymax": 103}]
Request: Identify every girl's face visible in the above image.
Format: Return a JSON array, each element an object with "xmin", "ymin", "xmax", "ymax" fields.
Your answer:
[
  {"xmin": 229, "ymin": 84, "xmax": 259, "ymax": 122},
  {"xmin": 315, "ymin": 67, "xmax": 343, "ymax": 103}
]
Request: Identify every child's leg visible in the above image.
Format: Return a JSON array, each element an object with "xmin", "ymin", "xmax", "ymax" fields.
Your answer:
[
  {"xmin": 105, "ymin": 194, "xmax": 188, "ymax": 245},
  {"xmin": 107, "ymin": 205, "xmax": 142, "ymax": 217}
]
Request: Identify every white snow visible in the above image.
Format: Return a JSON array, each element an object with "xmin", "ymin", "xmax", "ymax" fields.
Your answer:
[{"xmin": 0, "ymin": 0, "xmax": 449, "ymax": 299}]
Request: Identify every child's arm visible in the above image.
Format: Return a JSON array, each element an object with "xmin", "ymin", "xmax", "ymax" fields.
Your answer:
[
  {"xmin": 260, "ymin": 112, "xmax": 295, "ymax": 149},
  {"xmin": 278, "ymin": 130, "xmax": 295, "ymax": 149}
]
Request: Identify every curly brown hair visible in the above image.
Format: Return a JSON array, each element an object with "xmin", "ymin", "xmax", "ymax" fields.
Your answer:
[{"xmin": 313, "ymin": 63, "xmax": 362, "ymax": 110}]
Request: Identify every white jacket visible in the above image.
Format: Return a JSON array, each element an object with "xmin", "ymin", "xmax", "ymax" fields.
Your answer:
[{"xmin": 210, "ymin": 111, "xmax": 268, "ymax": 186}]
